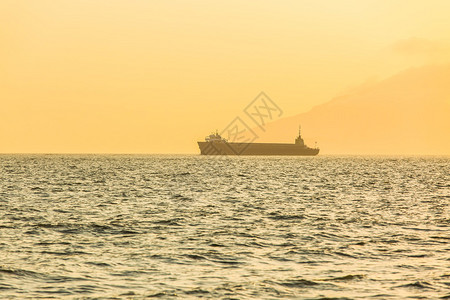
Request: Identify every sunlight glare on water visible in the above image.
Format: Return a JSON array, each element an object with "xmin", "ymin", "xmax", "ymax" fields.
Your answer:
[{"xmin": 0, "ymin": 155, "xmax": 449, "ymax": 299}]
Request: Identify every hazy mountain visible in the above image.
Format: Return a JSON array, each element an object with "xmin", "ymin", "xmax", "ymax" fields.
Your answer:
[{"xmin": 257, "ymin": 64, "xmax": 450, "ymax": 154}]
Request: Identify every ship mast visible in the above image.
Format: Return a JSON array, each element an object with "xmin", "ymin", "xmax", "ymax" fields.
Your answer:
[{"xmin": 295, "ymin": 125, "xmax": 305, "ymax": 146}]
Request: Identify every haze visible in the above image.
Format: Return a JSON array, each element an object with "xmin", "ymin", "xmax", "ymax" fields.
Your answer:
[{"xmin": 1, "ymin": 1, "xmax": 450, "ymax": 154}]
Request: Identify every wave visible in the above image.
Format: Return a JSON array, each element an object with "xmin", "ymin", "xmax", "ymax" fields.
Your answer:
[
  {"xmin": 269, "ymin": 278, "xmax": 320, "ymax": 288},
  {"xmin": 324, "ymin": 274, "xmax": 366, "ymax": 281},
  {"xmin": 397, "ymin": 281, "xmax": 434, "ymax": 289}
]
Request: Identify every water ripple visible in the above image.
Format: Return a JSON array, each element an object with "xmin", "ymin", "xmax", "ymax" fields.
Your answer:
[{"xmin": 0, "ymin": 154, "xmax": 449, "ymax": 299}]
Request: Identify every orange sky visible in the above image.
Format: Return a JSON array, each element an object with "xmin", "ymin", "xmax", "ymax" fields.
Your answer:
[{"xmin": 1, "ymin": 1, "xmax": 450, "ymax": 153}]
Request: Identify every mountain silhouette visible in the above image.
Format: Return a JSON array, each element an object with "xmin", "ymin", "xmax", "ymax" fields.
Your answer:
[{"xmin": 258, "ymin": 64, "xmax": 450, "ymax": 154}]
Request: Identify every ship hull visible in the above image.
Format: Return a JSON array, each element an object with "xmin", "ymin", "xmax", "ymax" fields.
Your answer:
[{"xmin": 198, "ymin": 142, "xmax": 319, "ymax": 156}]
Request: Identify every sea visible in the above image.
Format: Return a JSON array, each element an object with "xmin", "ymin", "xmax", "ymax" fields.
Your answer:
[{"xmin": 0, "ymin": 155, "xmax": 449, "ymax": 299}]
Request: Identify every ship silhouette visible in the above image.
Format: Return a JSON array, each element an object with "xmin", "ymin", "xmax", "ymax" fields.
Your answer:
[{"xmin": 198, "ymin": 127, "xmax": 319, "ymax": 156}]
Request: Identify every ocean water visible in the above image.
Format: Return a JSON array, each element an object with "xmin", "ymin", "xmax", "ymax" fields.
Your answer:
[{"xmin": 0, "ymin": 155, "xmax": 449, "ymax": 299}]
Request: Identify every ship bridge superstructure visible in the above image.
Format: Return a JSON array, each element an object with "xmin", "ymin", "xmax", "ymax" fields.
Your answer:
[{"xmin": 205, "ymin": 130, "xmax": 227, "ymax": 143}]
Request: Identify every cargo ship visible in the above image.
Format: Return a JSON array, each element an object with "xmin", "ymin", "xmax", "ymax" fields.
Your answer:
[{"xmin": 198, "ymin": 127, "xmax": 319, "ymax": 156}]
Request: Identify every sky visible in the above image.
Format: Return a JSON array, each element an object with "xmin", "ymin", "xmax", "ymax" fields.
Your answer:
[{"xmin": 1, "ymin": 0, "xmax": 450, "ymax": 153}]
